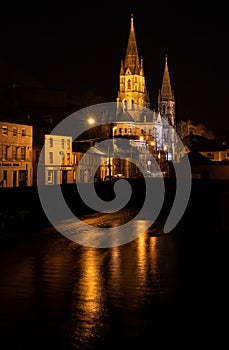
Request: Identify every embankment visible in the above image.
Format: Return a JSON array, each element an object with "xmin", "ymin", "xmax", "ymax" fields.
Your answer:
[{"xmin": 0, "ymin": 178, "xmax": 228, "ymax": 236}]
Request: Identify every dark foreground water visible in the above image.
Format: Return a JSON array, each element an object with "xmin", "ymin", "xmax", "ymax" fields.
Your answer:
[{"xmin": 0, "ymin": 180, "xmax": 229, "ymax": 349}]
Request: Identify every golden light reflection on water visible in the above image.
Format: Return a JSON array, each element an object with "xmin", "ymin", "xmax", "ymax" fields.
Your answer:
[{"xmin": 70, "ymin": 248, "xmax": 109, "ymax": 348}]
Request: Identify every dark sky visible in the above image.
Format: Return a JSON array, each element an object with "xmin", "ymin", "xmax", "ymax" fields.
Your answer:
[{"xmin": 0, "ymin": 2, "xmax": 228, "ymax": 134}]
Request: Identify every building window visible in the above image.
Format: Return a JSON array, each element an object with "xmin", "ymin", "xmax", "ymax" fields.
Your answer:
[
  {"xmin": 67, "ymin": 139, "xmax": 70, "ymax": 148},
  {"xmin": 2, "ymin": 145, "xmax": 8, "ymax": 160},
  {"xmin": 49, "ymin": 138, "xmax": 53, "ymax": 147},
  {"xmin": 61, "ymin": 139, "xmax": 65, "ymax": 148},
  {"xmin": 47, "ymin": 170, "xmax": 53, "ymax": 184},
  {"xmin": 67, "ymin": 153, "xmax": 71, "ymax": 164},
  {"xmin": 2, "ymin": 126, "xmax": 8, "ymax": 135},
  {"xmin": 12, "ymin": 127, "xmax": 17, "ymax": 136},
  {"xmin": 21, "ymin": 128, "xmax": 26, "ymax": 136},
  {"xmin": 127, "ymin": 79, "xmax": 131, "ymax": 90},
  {"xmin": 3, "ymin": 170, "xmax": 7, "ymax": 183},
  {"xmin": 49, "ymin": 152, "xmax": 53, "ymax": 164},
  {"xmin": 21, "ymin": 147, "xmax": 26, "ymax": 161},
  {"xmin": 12, "ymin": 146, "xmax": 17, "ymax": 161}
]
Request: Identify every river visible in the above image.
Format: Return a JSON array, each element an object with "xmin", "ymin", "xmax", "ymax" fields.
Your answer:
[{"xmin": 0, "ymin": 180, "xmax": 229, "ymax": 349}]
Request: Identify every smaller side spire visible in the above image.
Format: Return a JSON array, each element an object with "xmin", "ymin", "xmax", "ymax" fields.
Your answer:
[{"xmin": 160, "ymin": 54, "xmax": 173, "ymax": 99}]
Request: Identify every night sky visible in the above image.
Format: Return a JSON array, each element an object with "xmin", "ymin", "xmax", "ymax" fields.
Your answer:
[{"xmin": 0, "ymin": 2, "xmax": 228, "ymax": 135}]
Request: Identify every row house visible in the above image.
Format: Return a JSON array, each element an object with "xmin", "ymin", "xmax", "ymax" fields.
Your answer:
[
  {"xmin": 72, "ymin": 141, "xmax": 107, "ymax": 182},
  {"xmin": 0, "ymin": 121, "xmax": 33, "ymax": 187},
  {"xmin": 38, "ymin": 134, "xmax": 74, "ymax": 185}
]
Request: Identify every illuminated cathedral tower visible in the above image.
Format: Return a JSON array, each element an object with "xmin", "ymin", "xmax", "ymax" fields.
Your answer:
[
  {"xmin": 158, "ymin": 55, "xmax": 175, "ymax": 127},
  {"xmin": 158, "ymin": 55, "xmax": 176, "ymax": 160},
  {"xmin": 116, "ymin": 14, "xmax": 150, "ymax": 121},
  {"xmin": 115, "ymin": 14, "xmax": 176, "ymax": 163}
]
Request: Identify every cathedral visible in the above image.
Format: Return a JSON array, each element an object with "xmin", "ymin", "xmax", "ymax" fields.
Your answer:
[{"xmin": 115, "ymin": 14, "xmax": 176, "ymax": 162}]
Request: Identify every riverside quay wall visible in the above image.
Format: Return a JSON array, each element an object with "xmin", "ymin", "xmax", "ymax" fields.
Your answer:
[{"xmin": 0, "ymin": 178, "xmax": 229, "ymax": 236}]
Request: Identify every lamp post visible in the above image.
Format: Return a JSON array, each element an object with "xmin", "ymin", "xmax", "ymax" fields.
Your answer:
[
  {"xmin": 164, "ymin": 145, "xmax": 168, "ymax": 161},
  {"xmin": 158, "ymin": 151, "xmax": 161, "ymax": 169}
]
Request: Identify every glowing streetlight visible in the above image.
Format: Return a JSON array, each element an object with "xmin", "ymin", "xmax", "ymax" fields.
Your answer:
[
  {"xmin": 87, "ymin": 117, "xmax": 95, "ymax": 126},
  {"xmin": 164, "ymin": 145, "xmax": 168, "ymax": 161},
  {"xmin": 87, "ymin": 117, "xmax": 95, "ymax": 140}
]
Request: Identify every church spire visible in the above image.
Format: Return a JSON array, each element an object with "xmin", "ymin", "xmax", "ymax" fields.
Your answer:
[
  {"xmin": 123, "ymin": 14, "xmax": 140, "ymax": 74},
  {"xmin": 160, "ymin": 54, "xmax": 173, "ymax": 99}
]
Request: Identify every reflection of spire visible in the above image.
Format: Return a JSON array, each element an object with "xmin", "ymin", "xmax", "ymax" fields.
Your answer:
[
  {"xmin": 160, "ymin": 54, "xmax": 173, "ymax": 99},
  {"xmin": 124, "ymin": 14, "xmax": 140, "ymax": 74}
]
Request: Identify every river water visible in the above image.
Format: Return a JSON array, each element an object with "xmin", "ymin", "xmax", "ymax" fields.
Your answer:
[{"xmin": 0, "ymin": 180, "xmax": 229, "ymax": 349}]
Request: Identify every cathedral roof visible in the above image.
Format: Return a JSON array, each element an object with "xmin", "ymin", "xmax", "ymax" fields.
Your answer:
[{"xmin": 116, "ymin": 109, "xmax": 135, "ymax": 122}]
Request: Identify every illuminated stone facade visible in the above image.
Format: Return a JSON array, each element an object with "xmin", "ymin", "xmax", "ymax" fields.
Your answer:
[{"xmin": 0, "ymin": 122, "xmax": 33, "ymax": 187}]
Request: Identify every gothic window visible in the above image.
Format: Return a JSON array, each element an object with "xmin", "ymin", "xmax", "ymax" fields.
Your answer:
[
  {"xmin": 127, "ymin": 79, "xmax": 131, "ymax": 90},
  {"xmin": 161, "ymin": 104, "xmax": 166, "ymax": 114}
]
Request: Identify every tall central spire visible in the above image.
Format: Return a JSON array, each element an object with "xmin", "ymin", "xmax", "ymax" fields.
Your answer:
[{"xmin": 124, "ymin": 14, "xmax": 140, "ymax": 74}]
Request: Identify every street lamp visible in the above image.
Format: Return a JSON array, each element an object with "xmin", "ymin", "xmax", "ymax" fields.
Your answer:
[
  {"xmin": 164, "ymin": 145, "xmax": 168, "ymax": 161},
  {"xmin": 158, "ymin": 151, "xmax": 161, "ymax": 169},
  {"xmin": 87, "ymin": 117, "xmax": 95, "ymax": 140}
]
